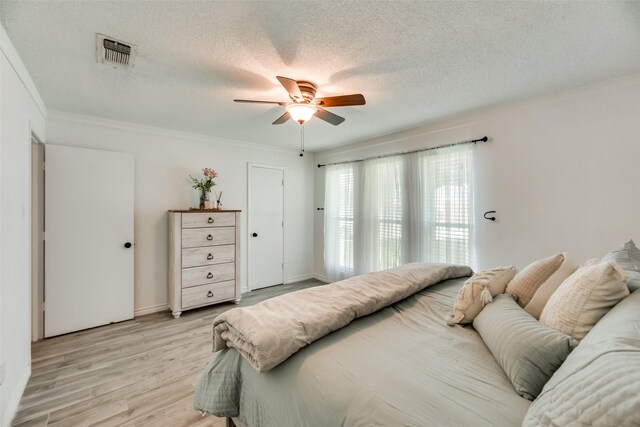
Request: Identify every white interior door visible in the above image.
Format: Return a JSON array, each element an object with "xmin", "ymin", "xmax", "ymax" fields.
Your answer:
[
  {"xmin": 45, "ymin": 145, "xmax": 134, "ymax": 337},
  {"xmin": 248, "ymin": 165, "xmax": 284, "ymax": 290}
]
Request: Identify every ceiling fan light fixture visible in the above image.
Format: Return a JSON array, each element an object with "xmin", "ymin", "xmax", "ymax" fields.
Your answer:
[{"xmin": 286, "ymin": 103, "xmax": 317, "ymax": 124}]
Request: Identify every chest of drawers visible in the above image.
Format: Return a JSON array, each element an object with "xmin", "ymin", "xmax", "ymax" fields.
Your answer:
[{"xmin": 168, "ymin": 210, "xmax": 241, "ymax": 318}]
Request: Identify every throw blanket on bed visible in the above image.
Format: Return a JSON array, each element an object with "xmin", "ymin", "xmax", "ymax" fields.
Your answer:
[{"xmin": 212, "ymin": 262, "xmax": 472, "ymax": 372}]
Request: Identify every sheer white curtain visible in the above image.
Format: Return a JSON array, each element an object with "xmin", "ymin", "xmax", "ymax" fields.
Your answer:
[
  {"xmin": 324, "ymin": 159, "xmax": 405, "ymax": 280},
  {"xmin": 324, "ymin": 164, "xmax": 355, "ymax": 281},
  {"xmin": 324, "ymin": 143, "xmax": 474, "ymax": 281},
  {"xmin": 355, "ymin": 157, "xmax": 405, "ymax": 274},
  {"xmin": 414, "ymin": 144, "xmax": 474, "ymax": 264}
]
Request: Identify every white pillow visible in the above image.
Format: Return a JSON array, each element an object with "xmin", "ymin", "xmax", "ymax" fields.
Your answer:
[
  {"xmin": 540, "ymin": 260, "xmax": 629, "ymax": 340},
  {"xmin": 447, "ymin": 266, "xmax": 516, "ymax": 325}
]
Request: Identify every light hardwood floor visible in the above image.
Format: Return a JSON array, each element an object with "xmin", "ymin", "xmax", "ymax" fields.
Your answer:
[{"xmin": 12, "ymin": 280, "xmax": 324, "ymax": 427}]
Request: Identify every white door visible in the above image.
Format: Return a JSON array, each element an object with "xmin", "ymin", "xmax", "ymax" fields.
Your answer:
[
  {"xmin": 248, "ymin": 165, "xmax": 284, "ymax": 290},
  {"xmin": 45, "ymin": 145, "xmax": 134, "ymax": 337}
]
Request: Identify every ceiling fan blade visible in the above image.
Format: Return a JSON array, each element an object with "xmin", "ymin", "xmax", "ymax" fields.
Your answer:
[
  {"xmin": 234, "ymin": 99, "xmax": 288, "ymax": 106},
  {"xmin": 272, "ymin": 112, "xmax": 291, "ymax": 125},
  {"xmin": 314, "ymin": 94, "xmax": 366, "ymax": 107},
  {"xmin": 276, "ymin": 76, "xmax": 303, "ymax": 101},
  {"xmin": 314, "ymin": 108, "xmax": 345, "ymax": 126}
]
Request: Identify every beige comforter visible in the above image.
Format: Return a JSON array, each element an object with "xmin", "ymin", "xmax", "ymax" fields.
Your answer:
[{"xmin": 212, "ymin": 263, "xmax": 472, "ymax": 372}]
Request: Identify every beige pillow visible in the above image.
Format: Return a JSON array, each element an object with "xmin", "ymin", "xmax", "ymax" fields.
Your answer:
[
  {"xmin": 506, "ymin": 254, "xmax": 565, "ymax": 307},
  {"xmin": 540, "ymin": 260, "xmax": 630, "ymax": 340},
  {"xmin": 524, "ymin": 256, "xmax": 578, "ymax": 320},
  {"xmin": 447, "ymin": 266, "xmax": 516, "ymax": 325}
]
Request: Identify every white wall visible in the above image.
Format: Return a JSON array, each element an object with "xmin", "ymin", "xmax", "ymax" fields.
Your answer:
[
  {"xmin": 0, "ymin": 23, "xmax": 46, "ymax": 427},
  {"xmin": 315, "ymin": 74, "xmax": 640, "ymax": 277},
  {"xmin": 46, "ymin": 112, "xmax": 315, "ymax": 315}
]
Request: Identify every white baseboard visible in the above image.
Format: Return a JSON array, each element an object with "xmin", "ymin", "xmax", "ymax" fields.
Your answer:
[
  {"xmin": 284, "ymin": 274, "xmax": 315, "ymax": 284},
  {"xmin": 313, "ymin": 274, "xmax": 330, "ymax": 283},
  {"xmin": 134, "ymin": 303, "xmax": 169, "ymax": 317},
  {"xmin": 3, "ymin": 366, "xmax": 31, "ymax": 427}
]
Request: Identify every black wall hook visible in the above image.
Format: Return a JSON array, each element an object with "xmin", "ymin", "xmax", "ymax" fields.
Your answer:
[{"xmin": 484, "ymin": 211, "xmax": 496, "ymax": 221}]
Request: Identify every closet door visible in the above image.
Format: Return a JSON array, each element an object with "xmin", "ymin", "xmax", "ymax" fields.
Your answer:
[{"xmin": 45, "ymin": 145, "xmax": 134, "ymax": 337}]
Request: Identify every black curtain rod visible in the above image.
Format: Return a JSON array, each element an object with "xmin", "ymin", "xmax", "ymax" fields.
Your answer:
[{"xmin": 317, "ymin": 136, "xmax": 489, "ymax": 168}]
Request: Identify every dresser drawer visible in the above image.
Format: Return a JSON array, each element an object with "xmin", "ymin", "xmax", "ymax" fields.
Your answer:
[
  {"xmin": 182, "ymin": 262, "xmax": 235, "ymax": 288},
  {"xmin": 182, "ymin": 227, "xmax": 235, "ymax": 248},
  {"xmin": 182, "ymin": 212, "xmax": 235, "ymax": 229},
  {"xmin": 182, "ymin": 245, "xmax": 235, "ymax": 268},
  {"xmin": 182, "ymin": 280, "xmax": 236, "ymax": 309}
]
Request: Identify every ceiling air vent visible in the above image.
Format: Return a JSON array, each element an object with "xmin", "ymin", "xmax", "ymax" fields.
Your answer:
[{"xmin": 96, "ymin": 34, "xmax": 137, "ymax": 69}]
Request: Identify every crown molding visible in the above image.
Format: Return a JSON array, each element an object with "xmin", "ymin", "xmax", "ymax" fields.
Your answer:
[
  {"xmin": 47, "ymin": 110, "xmax": 302, "ymax": 155},
  {"xmin": 0, "ymin": 23, "xmax": 47, "ymax": 117},
  {"xmin": 317, "ymin": 72, "xmax": 640, "ymax": 160}
]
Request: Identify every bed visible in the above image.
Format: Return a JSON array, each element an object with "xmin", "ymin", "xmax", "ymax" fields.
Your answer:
[{"xmin": 194, "ymin": 277, "xmax": 531, "ymax": 426}]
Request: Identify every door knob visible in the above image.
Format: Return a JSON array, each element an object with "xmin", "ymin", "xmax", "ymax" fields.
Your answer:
[
  {"xmin": 124, "ymin": 242, "xmax": 132, "ymax": 248},
  {"xmin": 252, "ymin": 233, "xmax": 258, "ymax": 237}
]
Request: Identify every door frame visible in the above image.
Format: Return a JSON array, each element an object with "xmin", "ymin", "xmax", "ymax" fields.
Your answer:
[
  {"xmin": 247, "ymin": 163, "xmax": 285, "ymax": 291},
  {"xmin": 30, "ymin": 134, "xmax": 45, "ymax": 341}
]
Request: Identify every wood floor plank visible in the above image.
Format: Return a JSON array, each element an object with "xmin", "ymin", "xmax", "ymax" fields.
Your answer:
[
  {"xmin": 20, "ymin": 376, "xmax": 115, "ymax": 411},
  {"xmin": 12, "ymin": 280, "xmax": 323, "ymax": 426},
  {"xmin": 47, "ymin": 399, "xmax": 128, "ymax": 427},
  {"xmin": 12, "ymin": 389, "xmax": 92, "ymax": 425},
  {"xmin": 11, "ymin": 414, "xmax": 49, "ymax": 427},
  {"xmin": 47, "ymin": 377, "xmax": 158, "ymax": 424},
  {"xmin": 94, "ymin": 381, "xmax": 195, "ymax": 426},
  {"xmin": 90, "ymin": 372, "xmax": 158, "ymax": 398}
]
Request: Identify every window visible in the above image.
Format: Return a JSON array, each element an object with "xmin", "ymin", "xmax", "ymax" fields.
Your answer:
[{"xmin": 324, "ymin": 144, "xmax": 473, "ymax": 281}]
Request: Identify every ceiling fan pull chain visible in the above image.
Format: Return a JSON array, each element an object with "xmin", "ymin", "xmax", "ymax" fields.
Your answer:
[{"xmin": 299, "ymin": 125, "xmax": 305, "ymax": 157}]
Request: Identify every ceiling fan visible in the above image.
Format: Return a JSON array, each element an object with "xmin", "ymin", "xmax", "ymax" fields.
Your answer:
[{"xmin": 234, "ymin": 76, "xmax": 366, "ymax": 126}]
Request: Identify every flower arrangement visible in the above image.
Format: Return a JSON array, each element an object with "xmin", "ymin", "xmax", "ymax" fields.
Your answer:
[{"xmin": 190, "ymin": 167, "xmax": 218, "ymax": 209}]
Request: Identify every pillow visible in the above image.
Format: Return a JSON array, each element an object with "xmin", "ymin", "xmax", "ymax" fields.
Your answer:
[
  {"xmin": 602, "ymin": 239, "xmax": 640, "ymax": 292},
  {"xmin": 625, "ymin": 271, "xmax": 640, "ymax": 292},
  {"xmin": 524, "ymin": 256, "xmax": 578, "ymax": 320},
  {"xmin": 506, "ymin": 254, "xmax": 565, "ymax": 307},
  {"xmin": 523, "ymin": 289, "xmax": 640, "ymax": 426},
  {"xmin": 473, "ymin": 294, "xmax": 577, "ymax": 400},
  {"xmin": 540, "ymin": 260, "xmax": 629, "ymax": 340},
  {"xmin": 447, "ymin": 266, "xmax": 516, "ymax": 325}
]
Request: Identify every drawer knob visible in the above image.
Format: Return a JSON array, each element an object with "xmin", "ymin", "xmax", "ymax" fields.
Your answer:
[
  {"xmin": 207, "ymin": 272, "xmax": 214, "ymax": 279},
  {"xmin": 208, "ymin": 217, "xmax": 214, "ymax": 223},
  {"xmin": 207, "ymin": 291, "xmax": 214, "ymax": 298},
  {"xmin": 207, "ymin": 253, "xmax": 214, "ymax": 260},
  {"xmin": 206, "ymin": 234, "xmax": 213, "ymax": 240}
]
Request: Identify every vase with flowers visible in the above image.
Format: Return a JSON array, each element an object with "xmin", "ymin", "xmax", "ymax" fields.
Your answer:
[{"xmin": 190, "ymin": 167, "xmax": 218, "ymax": 209}]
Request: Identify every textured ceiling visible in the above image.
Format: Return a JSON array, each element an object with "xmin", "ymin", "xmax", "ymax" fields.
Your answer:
[{"xmin": 2, "ymin": 1, "xmax": 640, "ymax": 151}]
